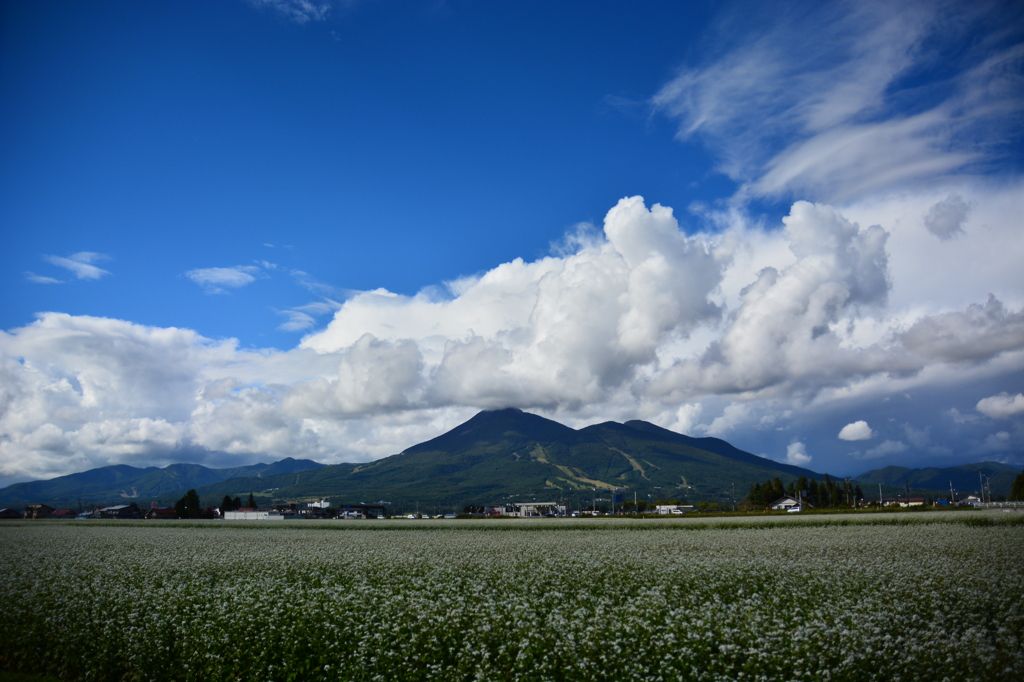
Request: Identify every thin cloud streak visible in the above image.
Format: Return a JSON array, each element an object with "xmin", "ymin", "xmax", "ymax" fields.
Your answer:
[
  {"xmin": 42, "ymin": 253, "xmax": 111, "ymax": 280},
  {"xmin": 652, "ymin": 0, "xmax": 1024, "ymax": 203}
]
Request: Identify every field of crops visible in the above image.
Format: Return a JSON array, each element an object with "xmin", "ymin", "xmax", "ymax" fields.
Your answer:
[{"xmin": 1, "ymin": 513, "xmax": 1022, "ymax": 682}]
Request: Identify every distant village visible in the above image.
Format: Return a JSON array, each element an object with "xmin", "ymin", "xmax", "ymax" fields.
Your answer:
[{"xmin": 1, "ymin": 489, "xmax": 1011, "ymax": 521}]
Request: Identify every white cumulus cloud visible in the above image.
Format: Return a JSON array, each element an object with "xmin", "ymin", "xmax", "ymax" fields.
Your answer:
[
  {"xmin": 976, "ymin": 393, "xmax": 1024, "ymax": 419},
  {"xmin": 4, "ymin": 190, "xmax": 1024, "ymax": 483},
  {"xmin": 838, "ymin": 420, "xmax": 874, "ymax": 441},
  {"xmin": 786, "ymin": 441, "xmax": 812, "ymax": 466}
]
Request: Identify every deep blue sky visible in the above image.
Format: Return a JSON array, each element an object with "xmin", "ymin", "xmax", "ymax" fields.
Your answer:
[
  {"xmin": 2, "ymin": 0, "xmax": 1022, "ymax": 485},
  {"xmin": 2, "ymin": 0, "xmax": 744, "ymax": 347}
]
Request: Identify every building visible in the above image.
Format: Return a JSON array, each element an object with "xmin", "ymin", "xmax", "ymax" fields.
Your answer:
[
  {"xmin": 335, "ymin": 504, "xmax": 387, "ymax": 519},
  {"xmin": 509, "ymin": 502, "xmax": 566, "ymax": 517},
  {"xmin": 98, "ymin": 503, "xmax": 142, "ymax": 519},
  {"xmin": 147, "ymin": 507, "xmax": 178, "ymax": 519},
  {"xmin": 24, "ymin": 503, "xmax": 55, "ymax": 519},
  {"xmin": 49, "ymin": 509, "xmax": 76, "ymax": 519},
  {"xmin": 0, "ymin": 508, "xmax": 22, "ymax": 519},
  {"xmin": 223, "ymin": 509, "xmax": 284, "ymax": 520},
  {"xmin": 768, "ymin": 496, "xmax": 802, "ymax": 511},
  {"xmin": 655, "ymin": 504, "xmax": 695, "ymax": 515}
]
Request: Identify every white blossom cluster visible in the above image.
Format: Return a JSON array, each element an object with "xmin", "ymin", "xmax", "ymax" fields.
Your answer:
[{"xmin": 1, "ymin": 513, "xmax": 1022, "ymax": 681}]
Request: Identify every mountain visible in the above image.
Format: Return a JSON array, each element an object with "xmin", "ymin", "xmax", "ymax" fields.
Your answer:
[
  {"xmin": 189, "ymin": 409, "xmax": 827, "ymax": 511},
  {"xmin": 22, "ymin": 410, "xmax": 982, "ymax": 514},
  {"xmin": 855, "ymin": 461, "xmax": 1021, "ymax": 498},
  {"xmin": 0, "ymin": 458, "xmax": 325, "ymax": 509}
]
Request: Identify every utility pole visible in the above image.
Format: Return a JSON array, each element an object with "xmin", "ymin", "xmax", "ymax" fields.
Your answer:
[
  {"xmin": 879, "ymin": 483, "xmax": 883, "ymax": 507},
  {"xmin": 979, "ymin": 471, "xmax": 985, "ymax": 504}
]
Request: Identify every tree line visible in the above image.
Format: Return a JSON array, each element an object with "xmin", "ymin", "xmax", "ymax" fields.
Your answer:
[
  {"xmin": 746, "ymin": 475, "xmax": 864, "ymax": 508},
  {"xmin": 172, "ymin": 490, "xmax": 257, "ymax": 518}
]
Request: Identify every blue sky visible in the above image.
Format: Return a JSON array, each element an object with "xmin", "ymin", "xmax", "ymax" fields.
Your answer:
[{"xmin": 2, "ymin": 0, "xmax": 1023, "ymax": 487}]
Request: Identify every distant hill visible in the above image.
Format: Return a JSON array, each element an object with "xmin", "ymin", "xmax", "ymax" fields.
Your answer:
[
  {"xmin": 189, "ymin": 408, "xmax": 828, "ymax": 512},
  {"xmin": 856, "ymin": 461, "xmax": 1021, "ymax": 499},
  {"xmin": 0, "ymin": 458, "xmax": 325, "ymax": 509}
]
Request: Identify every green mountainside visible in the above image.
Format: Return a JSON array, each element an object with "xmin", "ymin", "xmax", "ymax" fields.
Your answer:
[
  {"xmin": 0, "ymin": 458, "xmax": 324, "ymax": 509},
  {"xmin": 855, "ymin": 461, "xmax": 1021, "ymax": 499},
  {"xmin": 192, "ymin": 409, "xmax": 827, "ymax": 512},
  {"xmin": 8, "ymin": 409, "xmax": 1014, "ymax": 513}
]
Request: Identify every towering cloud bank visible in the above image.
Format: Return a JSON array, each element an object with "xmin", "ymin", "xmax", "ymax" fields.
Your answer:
[{"xmin": 3, "ymin": 191, "xmax": 1023, "ymax": 483}]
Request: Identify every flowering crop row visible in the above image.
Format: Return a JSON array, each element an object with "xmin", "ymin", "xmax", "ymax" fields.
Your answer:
[{"xmin": 1, "ymin": 513, "xmax": 1022, "ymax": 682}]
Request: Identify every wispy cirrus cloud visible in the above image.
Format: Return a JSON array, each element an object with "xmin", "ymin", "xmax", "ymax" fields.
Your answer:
[
  {"xmin": 247, "ymin": 0, "xmax": 333, "ymax": 24},
  {"xmin": 276, "ymin": 299, "xmax": 342, "ymax": 332},
  {"xmin": 185, "ymin": 266, "xmax": 262, "ymax": 294},
  {"xmin": 42, "ymin": 252, "xmax": 111, "ymax": 280},
  {"xmin": 25, "ymin": 273, "xmax": 64, "ymax": 284},
  {"xmin": 651, "ymin": 0, "xmax": 1024, "ymax": 203}
]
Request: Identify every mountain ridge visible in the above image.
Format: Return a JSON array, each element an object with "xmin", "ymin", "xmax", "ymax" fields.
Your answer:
[
  {"xmin": 6, "ymin": 410, "xmax": 1014, "ymax": 511},
  {"xmin": 0, "ymin": 457, "xmax": 325, "ymax": 508}
]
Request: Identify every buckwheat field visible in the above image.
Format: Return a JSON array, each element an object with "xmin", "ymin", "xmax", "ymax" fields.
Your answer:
[{"xmin": 1, "ymin": 513, "xmax": 1022, "ymax": 682}]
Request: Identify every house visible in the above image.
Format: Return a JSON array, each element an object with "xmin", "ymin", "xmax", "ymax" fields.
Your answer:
[
  {"xmin": 49, "ymin": 509, "xmax": 76, "ymax": 519},
  {"xmin": 898, "ymin": 497, "xmax": 926, "ymax": 507},
  {"xmin": 97, "ymin": 503, "xmax": 142, "ymax": 519},
  {"xmin": 24, "ymin": 503, "xmax": 55, "ymax": 519},
  {"xmin": 770, "ymin": 493, "xmax": 811, "ymax": 509},
  {"xmin": 0, "ymin": 508, "xmax": 22, "ymax": 519},
  {"xmin": 147, "ymin": 507, "xmax": 178, "ymax": 519}
]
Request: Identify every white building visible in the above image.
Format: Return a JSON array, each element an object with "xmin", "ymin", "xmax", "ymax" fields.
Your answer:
[
  {"xmin": 510, "ymin": 502, "xmax": 566, "ymax": 518},
  {"xmin": 655, "ymin": 505, "xmax": 694, "ymax": 514},
  {"xmin": 768, "ymin": 496, "xmax": 801, "ymax": 511},
  {"xmin": 223, "ymin": 510, "xmax": 284, "ymax": 521}
]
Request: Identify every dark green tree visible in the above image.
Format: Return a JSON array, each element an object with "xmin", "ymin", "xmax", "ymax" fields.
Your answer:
[
  {"xmin": 247, "ymin": 493, "xmax": 257, "ymax": 509},
  {"xmin": 174, "ymin": 489, "xmax": 202, "ymax": 519},
  {"xmin": 1010, "ymin": 471, "xmax": 1024, "ymax": 501},
  {"xmin": 807, "ymin": 479, "xmax": 819, "ymax": 506},
  {"xmin": 220, "ymin": 494, "xmax": 235, "ymax": 512}
]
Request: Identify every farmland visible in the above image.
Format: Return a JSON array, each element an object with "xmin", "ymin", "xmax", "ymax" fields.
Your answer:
[{"xmin": 1, "ymin": 513, "xmax": 1022, "ymax": 682}]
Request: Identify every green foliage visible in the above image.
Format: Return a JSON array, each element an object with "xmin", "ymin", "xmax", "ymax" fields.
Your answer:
[
  {"xmin": 1012, "ymin": 471, "xmax": 1024, "ymax": 501},
  {"xmin": 173, "ymin": 489, "xmax": 202, "ymax": 519}
]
